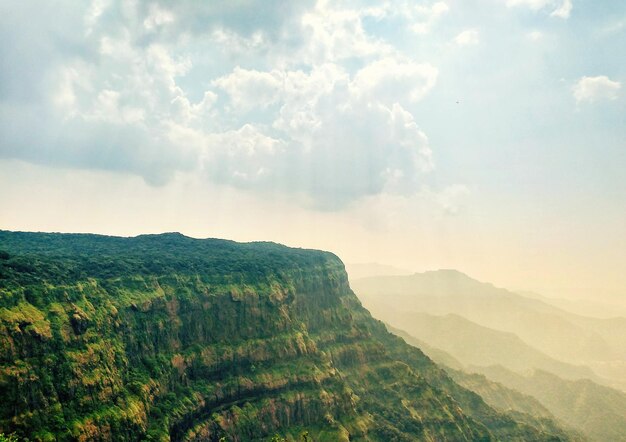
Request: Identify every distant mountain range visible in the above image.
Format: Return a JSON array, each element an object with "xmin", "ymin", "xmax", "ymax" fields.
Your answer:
[
  {"xmin": 352, "ymin": 270, "xmax": 626, "ymax": 441},
  {"xmin": 390, "ymin": 325, "xmax": 626, "ymax": 441},
  {"xmin": 474, "ymin": 366, "xmax": 626, "ymax": 442},
  {"xmin": 352, "ymin": 269, "xmax": 626, "ymax": 390},
  {"xmin": 384, "ymin": 311, "xmax": 599, "ymax": 382}
]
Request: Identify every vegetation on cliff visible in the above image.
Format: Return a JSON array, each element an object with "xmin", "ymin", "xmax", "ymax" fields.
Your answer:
[{"xmin": 0, "ymin": 231, "xmax": 574, "ymax": 441}]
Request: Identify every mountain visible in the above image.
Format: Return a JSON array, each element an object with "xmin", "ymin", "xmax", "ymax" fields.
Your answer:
[
  {"xmin": 352, "ymin": 270, "xmax": 626, "ymax": 390},
  {"xmin": 385, "ymin": 326, "xmax": 465, "ymax": 371},
  {"xmin": 0, "ymin": 231, "xmax": 571, "ymax": 441},
  {"xmin": 516, "ymin": 291, "xmax": 626, "ymax": 319},
  {"xmin": 374, "ymin": 310, "xmax": 597, "ymax": 381},
  {"xmin": 386, "ymin": 326, "xmax": 585, "ymax": 441},
  {"xmin": 474, "ymin": 366, "xmax": 626, "ymax": 442},
  {"xmin": 390, "ymin": 325, "xmax": 625, "ymax": 442}
]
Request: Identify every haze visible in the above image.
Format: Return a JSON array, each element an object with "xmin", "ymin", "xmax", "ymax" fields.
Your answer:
[{"xmin": 1, "ymin": 0, "xmax": 625, "ymax": 302}]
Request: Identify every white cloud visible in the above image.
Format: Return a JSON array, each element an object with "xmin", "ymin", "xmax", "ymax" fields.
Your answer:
[
  {"xmin": 551, "ymin": 0, "xmax": 572, "ymax": 18},
  {"xmin": 299, "ymin": 1, "xmax": 394, "ymax": 64},
  {"xmin": 203, "ymin": 124, "xmax": 286, "ymax": 186},
  {"xmin": 411, "ymin": 2, "xmax": 450, "ymax": 34},
  {"xmin": 0, "ymin": 0, "xmax": 444, "ymax": 209},
  {"xmin": 351, "ymin": 58, "xmax": 439, "ymax": 104},
  {"xmin": 505, "ymin": 0, "xmax": 573, "ymax": 19},
  {"xmin": 213, "ymin": 67, "xmax": 284, "ymax": 111},
  {"xmin": 170, "ymin": 91, "xmax": 218, "ymax": 124},
  {"xmin": 506, "ymin": 0, "xmax": 550, "ymax": 10},
  {"xmin": 143, "ymin": 4, "xmax": 175, "ymax": 30},
  {"xmin": 84, "ymin": 0, "xmax": 110, "ymax": 35},
  {"xmin": 454, "ymin": 29, "xmax": 480, "ymax": 46},
  {"xmin": 338, "ymin": 1, "xmax": 449, "ymax": 36},
  {"xmin": 573, "ymin": 76, "xmax": 621, "ymax": 103},
  {"xmin": 204, "ymin": 62, "xmax": 435, "ymax": 209},
  {"xmin": 207, "ymin": 28, "xmax": 268, "ymax": 62}
]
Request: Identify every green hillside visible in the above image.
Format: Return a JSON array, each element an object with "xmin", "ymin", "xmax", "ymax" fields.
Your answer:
[{"xmin": 0, "ymin": 231, "xmax": 571, "ymax": 441}]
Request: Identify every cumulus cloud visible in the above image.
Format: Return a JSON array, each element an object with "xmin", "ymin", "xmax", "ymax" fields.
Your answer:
[
  {"xmin": 0, "ymin": 0, "xmax": 441, "ymax": 209},
  {"xmin": 213, "ymin": 68, "xmax": 284, "ymax": 111},
  {"xmin": 573, "ymin": 76, "xmax": 621, "ymax": 103},
  {"xmin": 204, "ymin": 63, "xmax": 434, "ymax": 209},
  {"xmin": 299, "ymin": 1, "xmax": 395, "ymax": 64},
  {"xmin": 550, "ymin": 0, "xmax": 572, "ymax": 18},
  {"xmin": 454, "ymin": 29, "xmax": 480, "ymax": 46},
  {"xmin": 351, "ymin": 58, "xmax": 438, "ymax": 105}
]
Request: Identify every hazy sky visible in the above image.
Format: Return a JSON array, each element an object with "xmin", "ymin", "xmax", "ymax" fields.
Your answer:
[{"xmin": 1, "ymin": 0, "xmax": 624, "ymax": 300}]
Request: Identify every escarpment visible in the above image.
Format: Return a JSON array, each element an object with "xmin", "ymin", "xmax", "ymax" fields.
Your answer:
[{"xmin": 0, "ymin": 231, "xmax": 575, "ymax": 441}]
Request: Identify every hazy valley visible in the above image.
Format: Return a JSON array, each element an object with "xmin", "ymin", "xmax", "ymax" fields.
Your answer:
[{"xmin": 353, "ymin": 270, "xmax": 626, "ymax": 441}]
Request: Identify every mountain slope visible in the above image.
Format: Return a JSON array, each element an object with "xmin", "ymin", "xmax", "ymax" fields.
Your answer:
[
  {"xmin": 352, "ymin": 270, "xmax": 626, "ymax": 389},
  {"xmin": 387, "ymin": 326, "xmax": 585, "ymax": 441},
  {"xmin": 390, "ymin": 324, "xmax": 625, "ymax": 442},
  {"xmin": 0, "ymin": 231, "xmax": 570, "ymax": 441},
  {"xmin": 474, "ymin": 366, "xmax": 626, "ymax": 442},
  {"xmin": 372, "ymin": 310, "xmax": 596, "ymax": 381}
]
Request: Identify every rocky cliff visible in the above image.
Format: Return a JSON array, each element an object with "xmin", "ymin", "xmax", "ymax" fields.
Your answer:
[{"xmin": 0, "ymin": 231, "xmax": 573, "ymax": 441}]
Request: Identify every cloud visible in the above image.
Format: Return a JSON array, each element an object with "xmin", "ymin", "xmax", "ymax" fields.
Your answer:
[
  {"xmin": 573, "ymin": 76, "xmax": 621, "ymax": 103},
  {"xmin": 505, "ymin": 0, "xmax": 573, "ymax": 19},
  {"xmin": 299, "ymin": 1, "xmax": 394, "ymax": 64},
  {"xmin": 454, "ymin": 29, "xmax": 480, "ymax": 46},
  {"xmin": 526, "ymin": 30, "xmax": 544, "ymax": 41},
  {"xmin": 0, "ymin": 0, "xmax": 443, "ymax": 210},
  {"xmin": 550, "ymin": 0, "xmax": 572, "ymax": 19},
  {"xmin": 213, "ymin": 67, "xmax": 284, "ymax": 111},
  {"xmin": 430, "ymin": 184, "xmax": 470, "ymax": 215},
  {"xmin": 410, "ymin": 2, "xmax": 450, "ymax": 34},
  {"xmin": 351, "ymin": 58, "xmax": 439, "ymax": 104},
  {"xmin": 204, "ymin": 63, "xmax": 435, "ymax": 209},
  {"xmin": 141, "ymin": 0, "xmax": 315, "ymax": 39}
]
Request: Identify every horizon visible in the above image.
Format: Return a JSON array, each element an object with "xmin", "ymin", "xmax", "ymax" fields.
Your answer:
[{"xmin": 1, "ymin": 227, "xmax": 623, "ymax": 305}]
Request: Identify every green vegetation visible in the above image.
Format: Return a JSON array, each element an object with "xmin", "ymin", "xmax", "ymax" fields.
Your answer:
[{"xmin": 0, "ymin": 231, "xmax": 575, "ymax": 440}]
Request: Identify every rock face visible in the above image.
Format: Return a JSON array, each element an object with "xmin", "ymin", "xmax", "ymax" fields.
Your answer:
[{"xmin": 0, "ymin": 231, "xmax": 572, "ymax": 441}]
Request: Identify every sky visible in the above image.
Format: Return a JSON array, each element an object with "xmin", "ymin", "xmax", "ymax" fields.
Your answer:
[{"xmin": 0, "ymin": 0, "xmax": 625, "ymax": 300}]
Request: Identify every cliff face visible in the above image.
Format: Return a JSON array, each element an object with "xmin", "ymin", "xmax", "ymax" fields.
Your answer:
[{"xmin": 0, "ymin": 231, "xmax": 570, "ymax": 441}]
